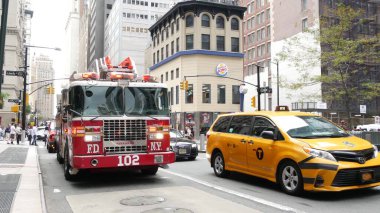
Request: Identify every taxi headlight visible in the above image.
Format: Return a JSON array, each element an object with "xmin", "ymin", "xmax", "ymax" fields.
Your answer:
[
  {"xmin": 303, "ymin": 147, "xmax": 337, "ymax": 162},
  {"xmin": 373, "ymin": 145, "xmax": 378, "ymax": 158}
]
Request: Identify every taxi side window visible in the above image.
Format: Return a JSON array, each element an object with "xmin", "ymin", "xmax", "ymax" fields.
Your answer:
[
  {"xmin": 252, "ymin": 117, "xmax": 274, "ymax": 137},
  {"xmin": 212, "ymin": 116, "xmax": 231, "ymax": 133},
  {"xmin": 228, "ymin": 116, "xmax": 253, "ymax": 135}
]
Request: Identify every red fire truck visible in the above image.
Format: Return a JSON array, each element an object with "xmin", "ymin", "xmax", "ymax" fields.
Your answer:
[{"xmin": 55, "ymin": 57, "xmax": 175, "ymax": 180}]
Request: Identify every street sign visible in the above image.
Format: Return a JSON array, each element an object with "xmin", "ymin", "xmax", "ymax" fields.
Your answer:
[
  {"xmin": 8, "ymin": 99, "xmax": 20, "ymax": 103},
  {"xmin": 6, "ymin": 70, "xmax": 24, "ymax": 77},
  {"xmin": 259, "ymin": 86, "xmax": 272, "ymax": 94},
  {"xmin": 360, "ymin": 105, "xmax": 366, "ymax": 114}
]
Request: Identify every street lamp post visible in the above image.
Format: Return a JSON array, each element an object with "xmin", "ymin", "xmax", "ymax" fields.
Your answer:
[{"xmin": 21, "ymin": 45, "xmax": 61, "ymax": 141}]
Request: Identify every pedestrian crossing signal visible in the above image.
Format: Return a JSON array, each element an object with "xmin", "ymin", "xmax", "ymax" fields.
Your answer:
[{"xmin": 251, "ymin": 96, "xmax": 256, "ymax": 108}]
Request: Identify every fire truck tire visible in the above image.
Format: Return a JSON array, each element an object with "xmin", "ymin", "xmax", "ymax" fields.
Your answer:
[
  {"xmin": 141, "ymin": 166, "xmax": 159, "ymax": 175},
  {"xmin": 64, "ymin": 145, "xmax": 76, "ymax": 181},
  {"xmin": 57, "ymin": 147, "xmax": 64, "ymax": 164}
]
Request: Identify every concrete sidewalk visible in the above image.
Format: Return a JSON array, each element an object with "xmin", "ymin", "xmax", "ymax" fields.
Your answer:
[{"xmin": 0, "ymin": 141, "xmax": 45, "ymax": 213}]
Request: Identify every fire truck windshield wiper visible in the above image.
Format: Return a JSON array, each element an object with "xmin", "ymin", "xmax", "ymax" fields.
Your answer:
[{"xmin": 70, "ymin": 109, "xmax": 83, "ymax": 117}]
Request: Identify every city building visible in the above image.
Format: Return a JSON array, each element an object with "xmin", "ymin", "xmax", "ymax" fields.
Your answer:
[
  {"xmin": 105, "ymin": 0, "xmax": 178, "ymax": 76},
  {"xmin": 78, "ymin": 0, "xmax": 91, "ymax": 73},
  {"xmin": 64, "ymin": 0, "xmax": 80, "ymax": 77},
  {"xmin": 147, "ymin": 0, "xmax": 246, "ymax": 138},
  {"xmin": 0, "ymin": 0, "xmax": 31, "ymax": 125},
  {"xmin": 30, "ymin": 54, "xmax": 55, "ymax": 122},
  {"xmin": 88, "ymin": 0, "xmax": 115, "ymax": 71}
]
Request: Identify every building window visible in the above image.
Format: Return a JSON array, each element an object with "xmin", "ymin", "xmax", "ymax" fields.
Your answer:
[
  {"xmin": 176, "ymin": 86, "xmax": 179, "ymax": 104},
  {"xmin": 202, "ymin": 84, "xmax": 211, "ymax": 103},
  {"xmin": 153, "ymin": 53, "xmax": 155, "ymax": 64},
  {"xmin": 161, "ymin": 30, "xmax": 164, "ymax": 41},
  {"xmin": 171, "ymin": 70, "xmax": 174, "ymax": 80},
  {"xmin": 302, "ymin": 18, "xmax": 308, "ymax": 32},
  {"xmin": 171, "ymin": 41, "xmax": 174, "ymax": 55},
  {"xmin": 301, "ymin": 0, "xmax": 308, "ymax": 11},
  {"xmin": 170, "ymin": 87, "xmax": 174, "ymax": 106},
  {"xmin": 165, "ymin": 72, "xmax": 168, "ymax": 81},
  {"xmin": 107, "ymin": 4, "xmax": 112, "ymax": 9},
  {"xmin": 201, "ymin": 14, "xmax": 210, "ymax": 27},
  {"xmin": 217, "ymin": 36, "xmax": 225, "ymax": 51},
  {"xmin": 166, "ymin": 26, "xmax": 169, "ymax": 38},
  {"xmin": 161, "ymin": 74, "xmax": 163, "ymax": 83},
  {"xmin": 186, "ymin": 34, "xmax": 193, "ymax": 50},
  {"xmin": 186, "ymin": 84, "xmax": 193, "ymax": 104},
  {"xmin": 166, "ymin": 44, "xmax": 169, "ymax": 58},
  {"xmin": 231, "ymin": 37, "xmax": 239, "ymax": 52},
  {"xmin": 176, "ymin": 18, "xmax": 179, "ymax": 31},
  {"xmin": 217, "ymin": 85, "xmax": 226, "ymax": 104},
  {"xmin": 157, "ymin": 50, "xmax": 159, "ymax": 62},
  {"xmin": 267, "ymin": 42, "xmax": 271, "ymax": 54},
  {"xmin": 186, "ymin": 15, "xmax": 194, "ymax": 27},
  {"xmin": 176, "ymin": 37, "xmax": 179, "ymax": 52},
  {"xmin": 201, "ymin": 34, "xmax": 210, "ymax": 50},
  {"xmin": 176, "ymin": 68, "xmax": 179, "ymax": 78},
  {"xmin": 157, "ymin": 34, "xmax": 160, "ymax": 44},
  {"xmin": 232, "ymin": 85, "xmax": 240, "ymax": 104},
  {"xmin": 161, "ymin": 47, "xmax": 164, "ymax": 60},
  {"xmin": 216, "ymin": 16, "xmax": 225, "ymax": 29},
  {"xmin": 231, "ymin": 18, "xmax": 239, "ymax": 30},
  {"xmin": 171, "ymin": 22, "xmax": 175, "ymax": 34}
]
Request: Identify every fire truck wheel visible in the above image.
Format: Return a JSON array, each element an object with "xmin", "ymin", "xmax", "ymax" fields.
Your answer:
[
  {"xmin": 57, "ymin": 147, "xmax": 64, "ymax": 164},
  {"xmin": 64, "ymin": 145, "xmax": 76, "ymax": 181},
  {"xmin": 141, "ymin": 166, "xmax": 159, "ymax": 175}
]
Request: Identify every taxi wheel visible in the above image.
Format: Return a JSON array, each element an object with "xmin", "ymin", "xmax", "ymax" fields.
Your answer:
[
  {"xmin": 278, "ymin": 161, "xmax": 304, "ymax": 195},
  {"xmin": 213, "ymin": 152, "xmax": 229, "ymax": 178}
]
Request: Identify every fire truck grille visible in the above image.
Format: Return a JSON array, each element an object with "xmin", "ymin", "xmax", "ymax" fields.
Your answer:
[
  {"xmin": 103, "ymin": 120, "xmax": 147, "ymax": 141},
  {"xmin": 105, "ymin": 146, "xmax": 147, "ymax": 154}
]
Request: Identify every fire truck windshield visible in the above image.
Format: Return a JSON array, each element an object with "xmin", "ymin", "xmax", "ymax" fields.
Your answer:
[{"xmin": 70, "ymin": 86, "xmax": 169, "ymax": 117}]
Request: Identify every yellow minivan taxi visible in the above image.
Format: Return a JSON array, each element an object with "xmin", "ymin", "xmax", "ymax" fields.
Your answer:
[{"xmin": 206, "ymin": 109, "xmax": 380, "ymax": 195}]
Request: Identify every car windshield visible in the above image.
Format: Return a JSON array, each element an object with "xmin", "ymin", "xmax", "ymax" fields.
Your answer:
[
  {"xmin": 271, "ymin": 116, "xmax": 350, "ymax": 138},
  {"xmin": 70, "ymin": 86, "xmax": 169, "ymax": 117},
  {"xmin": 170, "ymin": 130, "xmax": 184, "ymax": 138}
]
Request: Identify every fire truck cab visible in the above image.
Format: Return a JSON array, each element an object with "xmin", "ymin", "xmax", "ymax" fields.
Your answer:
[{"xmin": 55, "ymin": 57, "xmax": 175, "ymax": 180}]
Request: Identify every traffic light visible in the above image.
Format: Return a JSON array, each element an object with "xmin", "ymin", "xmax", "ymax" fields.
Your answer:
[
  {"xmin": 46, "ymin": 86, "xmax": 50, "ymax": 94},
  {"xmin": 180, "ymin": 81, "xmax": 184, "ymax": 90},
  {"xmin": 11, "ymin": 105, "xmax": 19, "ymax": 113},
  {"xmin": 45, "ymin": 86, "xmax": 55, "ymax": 94},
  {"xmin": 50, "ymin": 87, "xmax": 55, "ymax": 94},
  {"xmin": 184, "ymin": 80, "xmax": 188, "ymax": 90},
  {"xmin": 251, "ymin": 96, "xmax": 256, "ymax": 108},
  {"xmin": 25, "ymin": 94, "xmax": 29, "ymax": 105}
]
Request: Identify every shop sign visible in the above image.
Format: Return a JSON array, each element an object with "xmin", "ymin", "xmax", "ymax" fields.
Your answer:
[{"xmin": 216, "ymin": 63, "xmax": 228, "ymax": 77}]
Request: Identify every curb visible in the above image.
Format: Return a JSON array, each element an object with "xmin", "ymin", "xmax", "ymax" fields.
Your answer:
[{"xmin": 36, "ymin": 146, "xmax": 47, "ymax": 213}]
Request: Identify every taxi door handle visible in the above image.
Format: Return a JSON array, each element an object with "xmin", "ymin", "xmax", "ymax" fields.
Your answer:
[
  {"xmin": 248, "ymin": 140, "xmax": 254, "ymax": 145},
  {"xmin": 240, "ymin": 139, "xmax": 246, "ymax": 144}
]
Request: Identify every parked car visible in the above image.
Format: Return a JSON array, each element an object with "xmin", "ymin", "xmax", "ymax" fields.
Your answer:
[
  {"xmin": 46, "ymin": 121, "xmax": 57, "ymax": 153},
  {"xmin": 170, "ymin": 129, "xmax": 198, "ymax": 160},
  {"xmin": 37, "ymin": 126, "xmax": 46, "ymax": 141}
]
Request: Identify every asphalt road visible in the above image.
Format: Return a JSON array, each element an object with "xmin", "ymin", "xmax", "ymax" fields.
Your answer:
[{"xmin": 37, "ymin": 143, "xmax": 380, "ymax": 213}]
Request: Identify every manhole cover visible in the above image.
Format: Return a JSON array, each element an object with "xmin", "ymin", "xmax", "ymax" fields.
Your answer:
[
  {"xmin": 141, "ymin": 208, "xmax": 194, "ymax": 213},
  {"xmin": 120, "ymin": 196, "xmax": 165, "ymax": 206}
]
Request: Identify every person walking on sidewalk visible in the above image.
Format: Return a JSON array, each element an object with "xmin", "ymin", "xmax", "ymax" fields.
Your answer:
[
  {"xmin": 27, "ymin": 124, "xmax": 33, "ymax": 145},
  {"xmin": 10, "ymin": 123, "xmax": 16, "ymax": 144},
  {"xmin": 5, "ymin": 125, "xmax": 10, "ymax": 144},
  {"xmin": 15, "ymin": 124, "xmax": 22, "ymax": 145},
  {"xmin": 0, "ymin": 126, "xmax": 3, "ymax": 141},
  {"xmin": 31, "ymin": 125, "xmax": 38, "ymax": 146}
]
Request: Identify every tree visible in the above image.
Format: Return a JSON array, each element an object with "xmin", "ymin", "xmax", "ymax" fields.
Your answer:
[
  {"xmin": 278, "ymin": 3, "xmax": 380, "ymax": 128},
  {"xmin": 0, "ymin": 92, "xmax": 10, "ymax": 109}
]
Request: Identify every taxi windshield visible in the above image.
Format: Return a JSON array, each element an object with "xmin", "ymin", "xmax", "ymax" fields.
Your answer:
[{"xmin": 271, "ymin": 116, "xmax": 350, "ymax": 139}]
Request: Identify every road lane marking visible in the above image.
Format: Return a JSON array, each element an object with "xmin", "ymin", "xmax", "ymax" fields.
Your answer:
[
  {"xmin": 160, "ymin": 169, "xmax": 302, "ymax": 213},
  {"xmin": 53, "ymin": 188, "xmax": 61, "ymax": 193}
]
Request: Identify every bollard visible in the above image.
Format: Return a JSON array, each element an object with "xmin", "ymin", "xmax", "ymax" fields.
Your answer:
[{"xmin": 200, "ymin": 134, "xmax": 205, "ymax": 152}]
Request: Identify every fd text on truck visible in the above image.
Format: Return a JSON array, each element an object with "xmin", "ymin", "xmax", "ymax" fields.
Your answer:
[{"xmin": 55, "ymin": 57, "xmax": 175, "ymax": 180}]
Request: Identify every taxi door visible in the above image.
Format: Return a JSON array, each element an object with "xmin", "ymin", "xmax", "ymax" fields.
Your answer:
[
  {"xmin": 247, "ymin": 116, "xmax": 277, "ymax": 178},
  {"xmin": 225, "ymin": 116, "xmax": 253, "ymax": 172}
]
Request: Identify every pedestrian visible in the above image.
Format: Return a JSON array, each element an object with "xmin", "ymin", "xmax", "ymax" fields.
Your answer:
[
  {"xmin": 31, "ymin": 125, "xmax": 38, "ymax": 146},
  {"xmin": 44, "ymin": 126, "xmax": 49, "ymax": 146},
  {"xmin": 27, "ymin": 124, "xmax": 33, "ymax": 145},
  {"xmin": 5, "ymin": 124, "xmax": 10, "ymax": 144},
  {"xmin": 0, "ymin": 126, "xmax": 3, "ymax": 141},
  {"xmin": 10, "ymin": 123, "xmax": 16, "ymax": 144},
  {"xmin": 15, "ymin": 124, "xmax": 22, "ymax": 145}
]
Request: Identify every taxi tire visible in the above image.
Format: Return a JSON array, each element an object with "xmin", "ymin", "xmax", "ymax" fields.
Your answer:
[
  {"xmin": 213, "ymin": 152, "xmax": 229, "ymax": 178},
  {"xmin": 278, "ymin": 161, "xmax": 304, "ymax": 196}
]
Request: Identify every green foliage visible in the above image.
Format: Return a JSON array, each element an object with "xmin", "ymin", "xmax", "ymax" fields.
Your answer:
[
  {"xmin": 277, "ymin": 3, "xmax": 380, "ymax": 121},
  {"xmin": 0, "ymin": 93, "xmax": 10, "ymax": 109},
  {"xmin": 26, "ymin": 105, "xmax": 31, "ymax": 114}
]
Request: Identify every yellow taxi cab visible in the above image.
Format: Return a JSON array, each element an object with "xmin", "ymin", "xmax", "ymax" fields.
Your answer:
[{"xmin": 206, "ymin": 106, "xmax": 380, "ymax": 195}]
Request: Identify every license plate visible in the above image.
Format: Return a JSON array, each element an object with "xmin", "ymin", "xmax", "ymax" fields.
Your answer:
[
  {"xmin": 361, "ymin": 171, "xmax": 374, "ymax": 182},
  {"xmin": 154, "ymin": 155, "xmax": 163, "ymax": 164},
  {"xmin": 179, "ymin": 148, "xmax": 187, "ymax": 154}
]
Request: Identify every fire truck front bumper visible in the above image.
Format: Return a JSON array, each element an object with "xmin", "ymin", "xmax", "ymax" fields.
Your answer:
[{"xmin": 72, "ymin": 152, "xmax": 175, "ymax": 169}]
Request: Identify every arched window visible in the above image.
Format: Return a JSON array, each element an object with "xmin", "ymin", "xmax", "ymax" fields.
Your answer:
[
  {"xmin": 201, "ymin": 14, "xmax": 210, "ymax": 27},
  {"xmin": 216, "ymin": 16, "xmax": 225, "ymax": 29},
  {"xmin": 231, "ymin": 18, "xmax": 239, "ymax": 30},
  {"xmin": 186, "ymin": 15, "xmax": 194, "ymax": 27}
]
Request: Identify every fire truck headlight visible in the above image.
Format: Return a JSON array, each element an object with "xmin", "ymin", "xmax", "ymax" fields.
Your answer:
[
  {"xmin": 84, "ymin": 135, "xmax": 101, "ymax": 142},
  {"xmin": 149, "ymin": 133, "xmax": 164, "ymax": 140}
]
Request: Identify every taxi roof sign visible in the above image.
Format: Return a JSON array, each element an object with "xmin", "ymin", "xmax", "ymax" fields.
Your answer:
[{"xmin": 275, "ymin": 106, "xmax": 289, "ymax": 111}]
